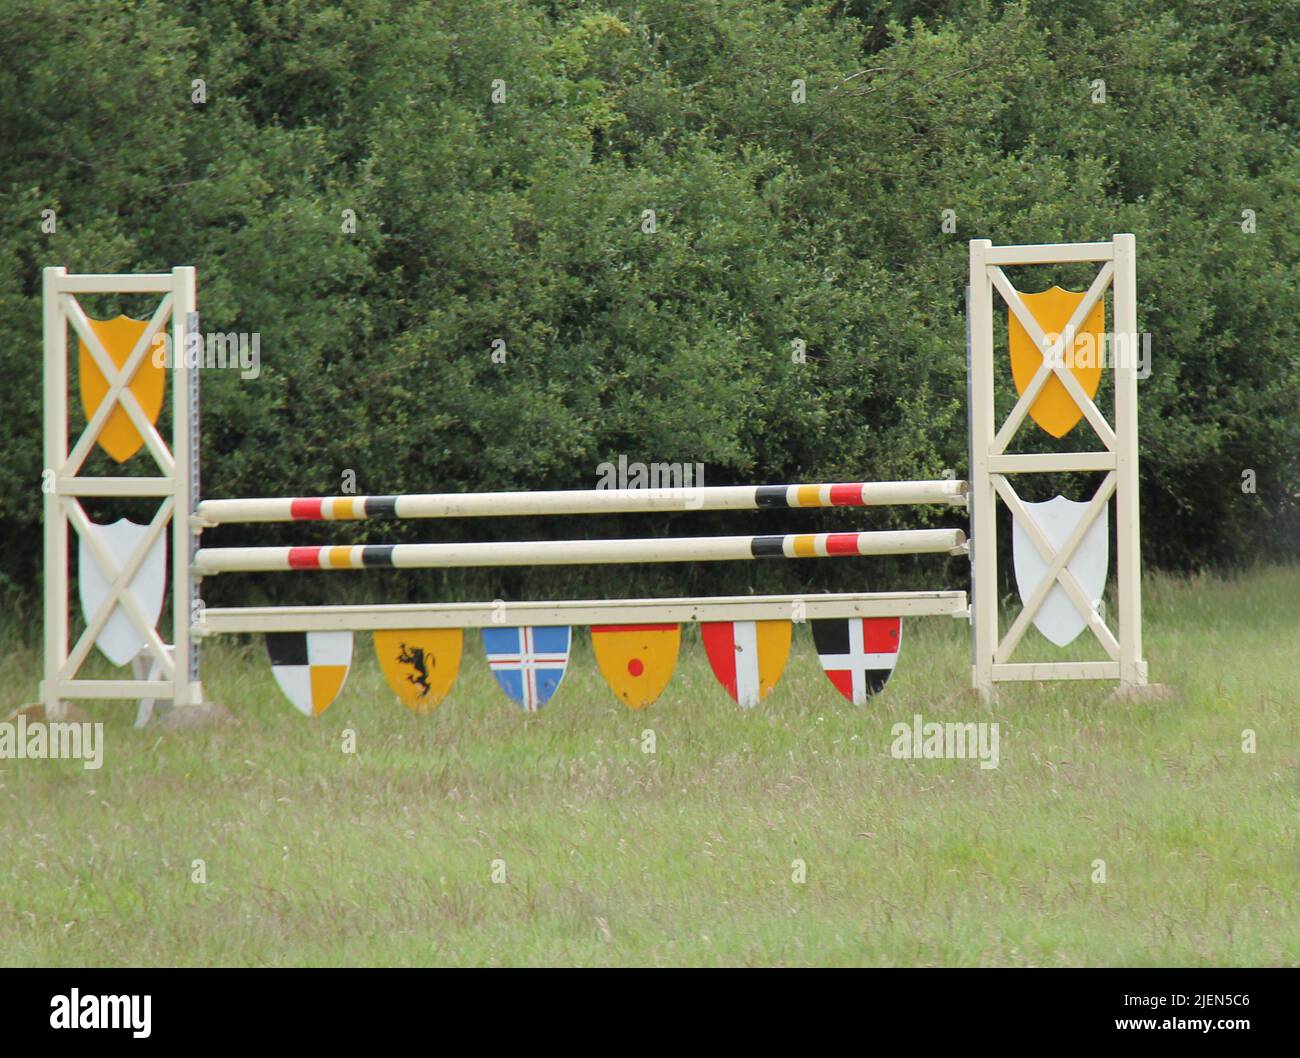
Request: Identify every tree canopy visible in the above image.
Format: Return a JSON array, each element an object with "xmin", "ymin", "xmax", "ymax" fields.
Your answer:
[{"xmin": 2, "ymin": 0, "xmax": 1297, "ymax": 611}]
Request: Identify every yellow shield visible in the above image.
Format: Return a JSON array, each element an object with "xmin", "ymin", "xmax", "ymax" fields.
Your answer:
[
  {"xmin": 1008, "ymin": 286, "xmax": 1104, "ymax": 439},
  {"xmin": 374, "ymin": 629, "xmax": 463, "ymax": 713},
  {"xmin": 591, "ymin": 624, "xmax": 682, "ymax": 709},
  {"xmin": 78, "ymin": 315, "xmax": 166, "ymax": 463}
]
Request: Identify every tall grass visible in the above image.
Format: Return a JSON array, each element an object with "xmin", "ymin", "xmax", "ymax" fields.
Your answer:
[{"xmin": 1, "ymin": 567, "xmax": 1296, "ymax": 966}]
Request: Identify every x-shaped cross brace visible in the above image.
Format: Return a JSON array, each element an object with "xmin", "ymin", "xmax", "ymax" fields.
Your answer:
[
  {"xmin": 992, "ymin": 472, "xmax": 1120, "ymax": 664},
  {"xmin": 988, "ymin": 262, "xmax": 1115, "ymax": 455},
  {"xmin": 63, "ymin": 292, "xmax": 175, "ymax": 476},
  {"xmin": 60, "ymin": 498, "xmax": 175, "ymax": 682}
]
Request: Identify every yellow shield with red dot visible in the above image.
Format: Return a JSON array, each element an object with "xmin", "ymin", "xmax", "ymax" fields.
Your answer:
[{"xmin": 591, "ymin": 624, "xmax": 682, "ymax": 709}]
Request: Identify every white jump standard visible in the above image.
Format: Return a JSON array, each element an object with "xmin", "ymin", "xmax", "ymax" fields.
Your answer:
[
  {"xmin": 38, "ymin": 236, "xmax": 1155, "ymax": 717},
  {"xmin": 967, "ymin": 234, "xmax": 1148, "ymax": 695}
]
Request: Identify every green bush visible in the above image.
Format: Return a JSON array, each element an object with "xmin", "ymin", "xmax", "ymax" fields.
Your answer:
[{"xmin": 1, "ymin": 0, "xmax": 1296, "ymax": 613}]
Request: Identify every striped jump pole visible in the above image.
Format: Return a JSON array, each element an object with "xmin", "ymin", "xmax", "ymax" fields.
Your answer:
[
  {"xmin": 195, "ymin": 479, "xmax": 968, "ymax": 525},
  {"xmin": 194, "ymin": 528, "xmax": 968, "ymax": 575}
]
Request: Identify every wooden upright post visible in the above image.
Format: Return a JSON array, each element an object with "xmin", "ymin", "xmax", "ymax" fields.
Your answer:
[
  {"xmin": 967, "ymin": 241, "xmax": 998, "ymax": 701},
  {"xmin": 967, "ymin": 236, "xmax": 1152, "ymax": 699},
  {"xmin": 41, "ymin": 267, "xmax": 69, "ymax": 718}
]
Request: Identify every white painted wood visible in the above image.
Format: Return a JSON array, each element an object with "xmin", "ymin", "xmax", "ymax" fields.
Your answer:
[
  {"xmin": 967, "ymin": 240, "xmax": 998, "ymax": 700},
  {"xmin": 40, "ymin": 269, "xmax": 198, "ymax": 712},
  {"xmin": 988, "ymin": 268, "xmax": 1071, "ymax": 450},
  {"xmin": 1011, "ymin": 494, "xmax": 1109, "ymax": 647},
  {"xmin": 1049, "ymin": 355, "xmax": 1118, "ymax": 451},
  {"xmin": 57, "ymin": 679, "xmax": 175, "ymax": 698},
  {"xmin": 990, "ymin": 662, "xmax": 1121, "ymax": 681},
  {"xmin": 196, "ymin": 478, "xmax": 969, "ymax": 524},
  {"xmin": 995, "ymin": 475, "xmax": 1119, "ymax": 663},
  {"xmin": 194, "ymin": 528, "xmax": 967, "ymax": 574},
  {"xmin": 984, "ymin": 242, "xmax": 1115, "ymax": 266},
  {"xmin": 989, "ymin": 263, "xmax": 1116, "ymax": 454},
  {"xmin": 77, "ymin": 518, "xmax": 169, "ymax": 667},
  {"xmin": 172, "ymin": 267, "xmax": 200, "ymax": 706},
  {"xmin": 62, "ymin": 293, "xmax": 175, "ymax": 477},
  {"xmin": 39, "ymin": 243, "xmax": 1150, "ymax": 711},
  {"xmin": 196, "ymin": 590, "xmax": 969, "ymax": 634},
  {"xmin": 63, "ymin": 500, "xmax": 174, "ymax": 679},
  {"xmin": 987, "ymin": 452, "xmax": 1117, "ymax": 474},
  {"xmin": 58, "ymin": 274, "xmax": 175, "ymax": 293},
  {"xmin": 968, "ymin": 236, "xmax": 1149, "ymax": 697},
  {"xmin": 42, "ymin": 268, "xmax": 68, "ymax": 717},
  {"xmin": 1112, "ymin": 234, "xmax": 1145, "ymax": 689},
  {"xmin": 130, "ymin": 647, "xmax": 173, "ymax": 727},
  {"xmin": 60, "ymin": 476, "xmax": 177, "ymax": 497}
]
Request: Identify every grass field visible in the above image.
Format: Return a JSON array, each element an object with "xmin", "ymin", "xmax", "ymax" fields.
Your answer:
[{"xmin": 2, "ymin": 566, "xmax": 1297, "ymax": 967}]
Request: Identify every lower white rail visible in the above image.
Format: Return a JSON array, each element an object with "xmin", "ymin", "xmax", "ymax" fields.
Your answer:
[{"xmin": 196, "ymin": 590, "xmax": 970, "ymax": 634}]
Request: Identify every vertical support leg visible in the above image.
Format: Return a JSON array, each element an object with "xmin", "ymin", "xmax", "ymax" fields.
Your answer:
[
  {"xmin": 42, "ymin": 267, "xmax": 69, "ymax": 718},
  {"xmin": 967, "ymin": 240, "xmax": 998, "ymax": 701},
  {"xmin": 170, "ymin": 267, "xmax": 202, "ymax": 706},
  {"xmin": 1111, "ymin": 233, "xmax": 1146, "ymax": 688}
]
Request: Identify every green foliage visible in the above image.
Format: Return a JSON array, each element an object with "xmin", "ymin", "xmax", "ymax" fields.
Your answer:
[{"xmin": 1, "ymin": 0, "xmax": 1297, "ymax": 607}]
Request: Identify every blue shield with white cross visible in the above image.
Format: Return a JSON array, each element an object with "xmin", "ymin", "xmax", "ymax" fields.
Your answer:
[{"xmin": 482, "ymin": 626, "xmax": 572, "ymax": 712}]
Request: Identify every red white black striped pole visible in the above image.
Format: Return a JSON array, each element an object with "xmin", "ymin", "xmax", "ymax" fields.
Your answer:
[
  {"xmin": 195, "ymin": 479, "xmax": 968, "ymax": 525},
  {"xmin": 194, "ymin": 527, "xmax": 968, "ymax": 575}
]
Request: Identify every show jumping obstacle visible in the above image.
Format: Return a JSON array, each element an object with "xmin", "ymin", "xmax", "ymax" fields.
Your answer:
[{"xmin": 38, "ymin": 236, "xmax": 1153, "ymax": 719}]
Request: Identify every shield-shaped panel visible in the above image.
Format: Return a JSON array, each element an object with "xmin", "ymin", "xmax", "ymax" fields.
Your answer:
[
  {"xmin": 1008, "ymin": 286, "xmax": 1104, "ymax": 439},
  {"xmin": 700, "ymin": 620, "xmax": 792, "ymax": 709},
  {"xmin": 374, "ymin": 629, "xmax": 463, "ymax": 713},
  {"xmin": 1012, "ymin": 495, "xmax": 1110, "ymax": 647},
  {"xmin": 483, "ymin": 626, "xmax": 572, "ymax": 712},
  {"xmin": 266, "ymin": 631, "xmax": 353, "ymax": 716},
  {"xmin": 78, "ymin": 315, "xmax": 166, "ymax": 463},
  {"xmin": 77, "ymin": 518, "xmax": 167, "ymax": 667},
  {"xmin": 811, "ymin": 617, "xmax": 902, "ymax": 703},
  {"xmin": 591, "ymin": 623, "xmax": 681, "ymax": 709}
]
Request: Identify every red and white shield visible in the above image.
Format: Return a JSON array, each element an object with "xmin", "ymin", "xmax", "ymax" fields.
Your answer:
[{"xmin": 812, "ymin": 617, "xmax": 902, "ymax": 703}]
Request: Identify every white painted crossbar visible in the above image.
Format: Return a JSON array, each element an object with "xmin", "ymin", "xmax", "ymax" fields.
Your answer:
[
  {"xmin": 196, "ymin": 590, "xmax": 970, "ymax": 634},
  {"xmin": 195, "ymin": 479, "xmax": 968, "ymax": 524},
  {"xmin": 193, "ymin": 527, "xmax": 968, "ymax": 574}
]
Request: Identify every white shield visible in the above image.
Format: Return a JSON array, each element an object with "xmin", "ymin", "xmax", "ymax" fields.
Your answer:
[
  {"xmin": 78, "ymin": 518, "xmax": 168, "ymax": 667},
  {"xmin": 1012, "ymin": 495, "xmax": 1109, "ymax": 647}
]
